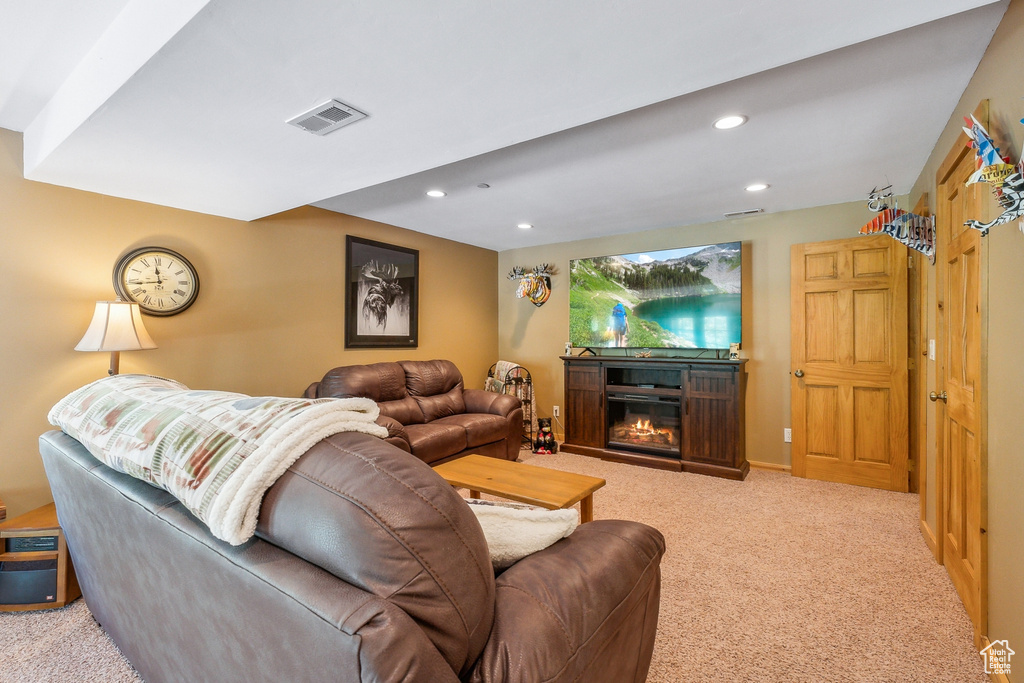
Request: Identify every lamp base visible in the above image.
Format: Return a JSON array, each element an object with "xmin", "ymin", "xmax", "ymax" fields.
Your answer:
[{"xmin": 108, "ymin": 351, "xmax": 120, "ymax": 376}]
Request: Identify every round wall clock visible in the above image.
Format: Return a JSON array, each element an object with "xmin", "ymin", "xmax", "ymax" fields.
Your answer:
[{"xmin": 113, "ymin": 247, "xmax": 200, "ymax": 316}]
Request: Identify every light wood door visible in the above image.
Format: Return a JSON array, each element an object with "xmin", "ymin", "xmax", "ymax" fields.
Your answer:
[
  {"xmin": 935, "ymin": 123, "xmax": 987, "ymax": 643},
  {"xmin": 791, "ymin": 235, "xmax": 908, "ymax": 491},
  {"xmin": 908, "ymin": 195, "xmax": 930, "ymax": 497}
]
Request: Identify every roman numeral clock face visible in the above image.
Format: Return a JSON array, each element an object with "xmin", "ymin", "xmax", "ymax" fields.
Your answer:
[{"xmin": 113, "ymin": 247, "xmax": 200, "ymax": 316}]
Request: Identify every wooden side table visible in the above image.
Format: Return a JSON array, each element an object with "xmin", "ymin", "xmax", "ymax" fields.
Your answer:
[{"xmin": 0, "ymin": 502, "xmax": 80, "ymax": 611}]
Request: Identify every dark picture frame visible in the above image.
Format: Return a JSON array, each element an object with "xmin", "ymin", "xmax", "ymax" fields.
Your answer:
[{"xmin": 345, "ymin": 235, "xmax": 419, "ymax": 348}]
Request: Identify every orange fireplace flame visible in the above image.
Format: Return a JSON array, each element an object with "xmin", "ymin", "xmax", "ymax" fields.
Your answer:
[
  {"xmin": 613, "ymin": 415, "xmax": 677, "ymax": 446},
  {"xmin": 634, "ymin": 418, "xmax": 654, "ymax": 433},
  {"xmin": 635, "ymin": 419, "xmax": 673, "ymax": 437}
]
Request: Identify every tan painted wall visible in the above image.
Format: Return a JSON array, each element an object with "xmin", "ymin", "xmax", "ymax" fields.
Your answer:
[
  {"xmin": 0, "ymin": 128, "xmax": 498, "ymax": 518},
  {"xmin": 908, "ymin": 0, "xmax": 1024, "ymax": 666},
  {"xmin": 497, "ymin": 200, "xmax": 880, "ymax": 466}
]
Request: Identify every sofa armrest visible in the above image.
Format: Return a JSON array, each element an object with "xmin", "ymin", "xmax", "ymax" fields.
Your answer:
[
  {"xmin": 467, "ymin": 520, "xmax": 664, "ymax": 683},
  {"xmin": 464, "ymin": 389, "xmax": 523, "ymax": 459},
  {"xmin": 304, "ymin": 381, "xmax": 410, "ymax": 452},
  {"xmin": 463, "ymin": 388, "xmax": 520, "ymax": 418},
  {"xmin": 376, "ymin": 415, "xmax": 412, "ymax": 453}
]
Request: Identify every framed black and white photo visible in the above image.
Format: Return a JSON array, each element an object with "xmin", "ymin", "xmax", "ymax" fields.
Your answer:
[{"xmin": 345, "ymin": 235, "xmax": 419, "ymax": 348}]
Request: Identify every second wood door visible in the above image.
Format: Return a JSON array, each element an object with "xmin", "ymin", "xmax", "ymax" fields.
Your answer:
[
  {"xmin": 935, "ymin": 123, "xmax": 987, "ymax": 643},
  {"xmin": 791, "ymin": 235, "xmax": 909, "ymax": 491}
]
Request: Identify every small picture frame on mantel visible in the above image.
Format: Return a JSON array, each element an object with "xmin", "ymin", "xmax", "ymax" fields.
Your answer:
[{"xmin": 345, "ymin": 235, "xmax": 419, "ymax": 348}]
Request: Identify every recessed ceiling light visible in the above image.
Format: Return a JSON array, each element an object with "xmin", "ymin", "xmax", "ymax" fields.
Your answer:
[
  {"xmin": 517, "ymin": 223, "xmax": 533, "ymax": 229},
  {"xmin": 477, "ymin": 183, "xmax": 491, "ymax": 189},
  {"xmin": 425, "ymin": 190, "xmax": 446, "ymax": 198},
  {"xmin": 713, "ymin": 115, "xmax": 748, "ymax": 130},
  {"xmin": 745, "ymin": 183, "xmax": 770, "ymax": 192}
]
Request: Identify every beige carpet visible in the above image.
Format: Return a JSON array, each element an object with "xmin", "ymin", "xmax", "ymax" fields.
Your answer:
[
  {"xmin": 0, "ymin": 597, "xmax": 139, "ymax": 682},
  {"xmin": 0, "ymin": 451, "xmax": 987, "ymax": 682},
  {"xmin": 523, "ymin": 452, "xmax": 987, "ymax": 683}
]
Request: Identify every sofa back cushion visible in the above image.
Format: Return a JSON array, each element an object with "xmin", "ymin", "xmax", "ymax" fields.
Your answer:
[
  {"xmin": 318, "ymin": 362, "xmax": 426, "ymax": 425},
  {"xmin": 258, "ymin": 431, "xmax": 495, "ymax": 677},
  {"xmin": 399, "ymin": 360, "xmax": 466, "ymax": 421}
]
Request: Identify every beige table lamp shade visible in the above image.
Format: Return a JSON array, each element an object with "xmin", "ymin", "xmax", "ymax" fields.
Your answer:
[{"xmin": 76, "ymin": 300, "xmax": 157, "ymax": 374}]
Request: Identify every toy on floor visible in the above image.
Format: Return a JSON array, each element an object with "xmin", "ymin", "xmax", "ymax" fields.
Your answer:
[{"xmin": 533, "ymin": 417, "xmax": 558, "ymax": 454}]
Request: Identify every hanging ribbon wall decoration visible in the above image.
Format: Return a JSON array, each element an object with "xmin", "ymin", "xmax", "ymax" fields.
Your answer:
[
  {"xmin": 508, "ymin": 264, "xmax": 555, "ymax": 307},
  {"xmin": 859, "ymin": 185, "xmax": 935, "ymax": 263},
  {"xmin": 962, "ymin": 114, "xmax": 1024, "ymax": 236}
]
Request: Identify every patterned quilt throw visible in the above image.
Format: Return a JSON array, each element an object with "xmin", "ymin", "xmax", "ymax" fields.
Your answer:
[{"xmin": 49, "ymin": 374, "xmax": 388, "ymax": 545}]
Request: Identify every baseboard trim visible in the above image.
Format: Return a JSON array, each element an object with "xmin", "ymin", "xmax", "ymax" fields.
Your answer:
[
  {"xmin": 920, "ymin": 518, "xmax": 940, "ymax": 562},
  {"xmin": 748, "ymin": 460, "xmax": 791, "ymax": 473},
  {"xmin": 979, "ymin": 636, "xmax": 1012, "ymax": 683}
]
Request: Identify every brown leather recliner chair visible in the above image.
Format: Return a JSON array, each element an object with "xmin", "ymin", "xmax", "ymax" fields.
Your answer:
[
  {"xmin": 40, "ymin": 428, "xmax": 665, "ymax": 683},
  {"xmin": 305, "ymin": 359, "xmax": 523, "ymax": 464}
]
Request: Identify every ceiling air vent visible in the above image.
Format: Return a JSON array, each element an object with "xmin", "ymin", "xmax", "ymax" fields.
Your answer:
[
  {"xmin": 723, "ymin": 208, "xmax": 764, "ymax": 218},
  {"xmin": 287, "ymin": 99, "xmax": 367, "ymax": 136}
]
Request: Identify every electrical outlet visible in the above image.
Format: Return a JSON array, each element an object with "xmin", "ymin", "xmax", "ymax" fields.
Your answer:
[
  {"xmin": 784, "ymin": 428, "xmax": 792, "ymax": 443},
  {"xmin": 553, "ymin": 405, "xmax": 560, "ymax": 417}
]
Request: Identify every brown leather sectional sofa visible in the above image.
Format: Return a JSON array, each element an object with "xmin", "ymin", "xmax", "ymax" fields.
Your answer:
[
  {"xmin": 304, "ymin": 359, "xmax": 523, "ymax": 464},
  {"xmin": 40, "ymin": 428, "xmax": 665, "ymax": 682}
]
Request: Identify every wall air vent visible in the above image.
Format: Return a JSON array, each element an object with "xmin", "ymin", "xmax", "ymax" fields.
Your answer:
[
  {"xmin": 286, "ymin": 99, "xmax": 367, "ymax": 136},
  {"xmin": 723, "ymin": 208, "xmax": 764, "ymax": 218}
]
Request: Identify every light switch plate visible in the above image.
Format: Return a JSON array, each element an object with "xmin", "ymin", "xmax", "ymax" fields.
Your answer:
[{"xmin": 929, "ymin": 339, "xmax": 936, "ymax": 361}]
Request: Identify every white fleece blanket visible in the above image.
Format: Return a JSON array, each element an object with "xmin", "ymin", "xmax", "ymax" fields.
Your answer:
[
  {"xmin": 464, "ymin": 498, "xmax": 578, "ymax": 569},
  {"xmin": 48, "ymin": 374, "xmax": 388, "ymax": 545}
]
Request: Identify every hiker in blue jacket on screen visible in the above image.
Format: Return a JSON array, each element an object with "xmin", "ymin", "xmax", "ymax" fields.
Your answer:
[{"xmin": 611, "ymin": 302, "xmax": 628, "ymax": 347}]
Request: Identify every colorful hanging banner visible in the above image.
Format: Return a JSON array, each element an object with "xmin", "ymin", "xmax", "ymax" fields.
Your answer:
[
  {"xmin": 962, "ymin": 114, "xmax": 1024, "ymax": 235},
  {"xmin": 859, "ymin": 207, "xmax": 906, "ymax": 234},
  {"xmin": 964, "ymin": 171, "xmax": 1024, "ymax": 236},
  {"xmin": 860, "ymin": 209, "xmax": 935, "ymax": 264},
  {"xmin": 859, "ymin": 191, "xmax": 934, "ymax": 263}
]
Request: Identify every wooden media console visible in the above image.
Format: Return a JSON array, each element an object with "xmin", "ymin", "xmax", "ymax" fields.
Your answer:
[{"xmin": 561, "ymin": 355, "xmax": 748, "ymax": 480}]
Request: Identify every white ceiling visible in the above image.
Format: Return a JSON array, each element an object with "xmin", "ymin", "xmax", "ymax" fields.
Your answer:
[{"xmin": 1, "ymin": 1, "xmax": 1008, "ymax": 251}]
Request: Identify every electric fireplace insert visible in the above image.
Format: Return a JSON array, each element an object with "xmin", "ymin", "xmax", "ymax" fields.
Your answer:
[{"xmin": 606, "ymin": 391, "xmax": 682, "ymax": 457}]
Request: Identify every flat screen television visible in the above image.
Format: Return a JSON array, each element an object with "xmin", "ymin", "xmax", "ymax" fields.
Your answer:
[{"xmin": 569, "ymin": 241, "xmax": 741, "ymax": 350}]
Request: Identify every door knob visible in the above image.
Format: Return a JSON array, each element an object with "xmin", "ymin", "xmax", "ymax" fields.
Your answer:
[
  {"xmin": 794, "ymin": 369, "xmax": 804, "ymax": 378},
  {"xmin": 929, "ymin": 391, "xmax": 948, "ymax": 403}
]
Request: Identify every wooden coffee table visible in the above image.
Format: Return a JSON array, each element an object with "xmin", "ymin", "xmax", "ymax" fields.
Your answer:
[{"xmin": 433, "ymin": 454, "xmax": 606, "ymax": 523}]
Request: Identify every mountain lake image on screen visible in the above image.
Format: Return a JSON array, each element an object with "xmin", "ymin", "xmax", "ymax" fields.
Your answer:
[{"xmin": 569, "ymin": 242, "xmax": 741, "ymax": 350}]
